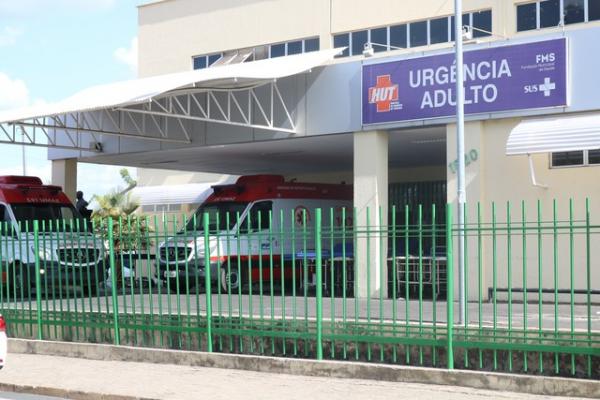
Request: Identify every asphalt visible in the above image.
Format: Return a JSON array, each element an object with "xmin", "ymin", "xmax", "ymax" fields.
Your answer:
[{"xmin": 0, "ymin": 352, "xmax": 590, "ymax": 400}]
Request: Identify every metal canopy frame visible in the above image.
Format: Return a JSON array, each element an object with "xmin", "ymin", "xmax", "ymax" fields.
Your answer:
[{"xmin": 0, "ymin": 80, "xmax": 297, "ymax": 152}]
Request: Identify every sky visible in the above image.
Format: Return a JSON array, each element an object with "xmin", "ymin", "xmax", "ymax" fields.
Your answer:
[{"xmin": 0, "ymin": 0, "xmax": 143, "ymax": 198}]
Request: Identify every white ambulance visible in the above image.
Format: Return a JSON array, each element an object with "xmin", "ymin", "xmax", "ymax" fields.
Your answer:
[{"xmin": 156, "ymin": 175, "xmax": 352, "ymax": 292}]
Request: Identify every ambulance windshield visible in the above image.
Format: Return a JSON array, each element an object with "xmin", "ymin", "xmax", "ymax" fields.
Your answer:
[
  {"xmin": 10, "ymin": 203, "xmax": 90, "ymax": 232},
  {"xmin": 185, "ymin": 202, "xmax": 249, "ymax": 232}
]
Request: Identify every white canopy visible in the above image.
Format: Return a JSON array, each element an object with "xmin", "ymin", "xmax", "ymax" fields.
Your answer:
[
  {"xmin": 0, "ymin": 48, "xmax": 343, "ymax": 150},
  {"xmin": 131, "ymin": 183, "xmax": 214, "ymax": 206},
  {"xmin": 0, "ymin": 48, "xmax": 341, "ymax": 124},
  {"xmin": 506, "ymin": 112, "xmax": 600, "ymax": 155}
]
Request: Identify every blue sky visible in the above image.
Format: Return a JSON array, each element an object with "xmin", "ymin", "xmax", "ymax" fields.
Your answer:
[{"xmin": 0, "ymin": 0, "xmax": 143, "ymax": 198}]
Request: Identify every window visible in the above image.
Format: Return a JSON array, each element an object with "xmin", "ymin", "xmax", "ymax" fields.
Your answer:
[
  {"xmin": 429, "ymin": 17, "xmax": 448, "ymax": 44},
  {"xmin": 370, "ymin": 27, "xmax": 388, "ymax": 51},
  {"xmin": 270, "ymin": 37, "xmax": 320, "ymax": 58},
  {"xmin": 551, "ymin": 150, "xmax": 600, "ymax": 167},
  {"xmin": 540, "ymin": 0, "xmax": 560, "ymax": 28},
  {"xmin": 332, "ymin": 9, "xmax": 492, "ymax": 58},
  {"xmin": 193, "ymin": 56, "xmax": 207, "ymax": 70},
  {"xmin": 304, "ymin": 38, "xmax": 320, "ymax": 52},
  {"xmin": 472, "ymin": 10, "xmax": 492, "ymax": 37},
  {"xmin": 517, "ymin": 0, "xmax": 598, "ymax": 31},
  {"xmin": 390, "ymin": 24, "xmax": 407, "ymax": 49},
  {"xmin": 240, "ymin": 201, "xmax": 272, "ymax": 232},
  {"xmin": 192, "ymin": 53, "xmax": 223, "ymax": 70},
  {"xmin": 410, "ymin": 20, "xmax": 428, "ymax": 47},
  {"xmin": 564, "ymin": 0, "xmax": 585, "ymax": 24},
  {"xmin": 287, "ymin": 40, "xmax": 302, "ymax": 55},
  {"xmin": 591, "ymin": 0, "xmax": 600, "ymax": 20},
  {"xmin": 351, "ymin": 30, "xmax": 368, "ymax": 56},
  {"xmin": 333, "ymin": 33, "xmax": 350, "ymax": 57},
  {"xmin": 517, "ymin": 2, "xmax": 537, "ymax": 31}
]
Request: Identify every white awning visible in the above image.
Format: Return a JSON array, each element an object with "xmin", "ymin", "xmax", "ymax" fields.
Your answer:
[
  {"xmin": 0, "ymin": 48, "xmax": 341, "ymax": 124},
  {"xmin": 0, "ymin": 48, "xmax": 343, "ymax": 150},
  {"xmin": 131, "ymin": 183, "xmax": 214, "ymax": 206},
  {"xmin": 506, "ymin": 113, "xmax": 600, "ymax": 155}
]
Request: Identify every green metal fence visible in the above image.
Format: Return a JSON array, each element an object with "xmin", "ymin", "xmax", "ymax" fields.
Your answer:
[{"xmin": 0, "ymin": 200, "xmax": 598, "ymax": 378}]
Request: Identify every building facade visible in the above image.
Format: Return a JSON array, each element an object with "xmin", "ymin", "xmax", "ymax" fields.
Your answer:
[{"xmin": 38, "ymin": 0, "xmax": 600, "ymax": 298}]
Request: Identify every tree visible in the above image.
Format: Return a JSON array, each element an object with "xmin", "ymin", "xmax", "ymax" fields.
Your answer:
[{"xmin": 91, "ymin": 168, "xmax": 152, "ymax": 289}]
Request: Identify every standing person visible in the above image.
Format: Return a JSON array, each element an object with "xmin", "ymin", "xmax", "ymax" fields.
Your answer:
[{"xmin": 75, "ymin": 191, "xmax": 92, "ymax": 218}]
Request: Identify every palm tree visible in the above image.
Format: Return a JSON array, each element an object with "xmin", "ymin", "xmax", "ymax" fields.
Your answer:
[{"xmin": 91, "ymin": 168, "xmax": 151, "ymax": 290}]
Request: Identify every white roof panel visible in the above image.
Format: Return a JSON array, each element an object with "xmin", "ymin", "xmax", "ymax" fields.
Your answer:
[
  {"xmin": 0, "ymin": 48, "xmax": 342, "ymax": 124},
  {"xmin": 506, "ymin": 112, "xmax": 600, "ymax": 155},
  {"xmin": 131, "ymin": 183, "xmax": 214, "ymax": 206}
]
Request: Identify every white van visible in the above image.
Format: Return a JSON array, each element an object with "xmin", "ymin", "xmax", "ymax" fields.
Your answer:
[{"xmin": 156, "ymin": 175, "xmax": 352, "ymax": 292}]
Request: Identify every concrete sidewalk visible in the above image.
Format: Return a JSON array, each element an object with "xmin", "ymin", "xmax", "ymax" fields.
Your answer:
[{"xmin": 0, "ymin": 352, "xmax": 590, "ymax": 400}]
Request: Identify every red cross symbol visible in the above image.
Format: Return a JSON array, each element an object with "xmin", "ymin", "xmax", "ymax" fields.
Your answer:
[{"xmin": 368, "ymin": 75, "xmax": 399, "ymax": 112}]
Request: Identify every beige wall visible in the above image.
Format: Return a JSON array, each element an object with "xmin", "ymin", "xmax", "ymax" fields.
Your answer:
[
  {"xmin": 139, "ymin": 0, "xmax": 600, "ymax": 77},
  {"xmin": 447, "ymin": 118, "xmax": 600, "ymax": 300},
  {"xmin": 136, "ymin": 167, "xmax": 230, "ymax": 186}
]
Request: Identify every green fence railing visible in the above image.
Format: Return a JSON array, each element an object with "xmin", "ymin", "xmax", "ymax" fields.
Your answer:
[{"xmin": 0, "ymin": 200, "xmax": 598, "ymax": 378}]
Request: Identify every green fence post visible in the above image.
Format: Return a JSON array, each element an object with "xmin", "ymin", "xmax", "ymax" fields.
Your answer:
[
  {"xmin": 315, "ymin": 208, "xmax": 323, "ymax": 361},
  {"xmin": 33, "ymin": 220, "xmax": 43, "ymax": 340},
  {"xmin": 203, "ymin": 212, "xmax": 213, "ymax": 353},
  {"xmin": 108, "ymin": 218, "xmax": 120, "ymax": 346},
  {"xmin": 446, "ymin": 204, "xmax": 454, "ymax": 370}
]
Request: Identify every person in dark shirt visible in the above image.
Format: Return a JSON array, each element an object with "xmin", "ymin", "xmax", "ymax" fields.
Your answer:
[{"xmin": 75, "ymin": 191, "xmax": 92, "ymax": 218}]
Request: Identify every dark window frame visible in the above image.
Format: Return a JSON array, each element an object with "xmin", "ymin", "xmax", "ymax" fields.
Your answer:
[{"xmin": 550, "ymin": 149, "xmax": 600, "ymax": 168}]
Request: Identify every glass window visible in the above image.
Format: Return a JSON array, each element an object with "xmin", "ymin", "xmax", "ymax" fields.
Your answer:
[
  {"xmin": 370, "ymin": 27, "xmax": 388, "ymax": 52},
  {"xmin": 207, "ymin": 53, "xmax": 222, "ymax": 66},
  {"xmin": 351, "ymin": 30, "xmax": 368, "ymax": 55},
  {"xmin": 270, "ymin": 43, "xmax": 286, "ymax": 58},
  {"xmin": 540, "ymin": 0, "xmax": 560, "ymax": 28},
  {"xmin": 588, "ymin": 149, "xmax": 600, "ymax": 164},
  {"xmin": 304, "ymin": 38, "xmax": 320, "ymax": 52},
  {"xmin": 450, "ymin": 13, "xmax": 471, "ymax": 41},
  {"xmin": 186, "ymin": 202, "xmax": 249, "ymax": 232},
  {"xmin": 564, "ymin": 0, "xmax": 585, "ymax": 24},
  {"xmin": 517, "ymin": 3, "xmax": 537, "ymax": 31},
  {"xmin": 551, "ymin": 151, "xmax": 584, "ymax": 167},
  {"xmin": 333, "ymin": 33, "xmax": 350, "ymax": 57},
  {"xmin": 193, "ymin": 56, "xmax": 207, "ymax": 70},
  {"xmin": 472, "ymin": 10, "xmax": 492, "ymax": 37},
  {"xmin": 590, "ymin": 0, "xmax": 600, "ymax": 20},
  {"xmin": 430, "ymin": 17, "xmax": 448, "ymax": 44},
  {"xmin": 240, "ymin": 201, "xmax": 273, "ymax": 232},
  {"xmin": 10, "ymin": 204, "xmax": 87, "ymax": 232},
  {"xmin": 390, "ymin": 24, "xmax": 407, "ymax": 49},
  {"xmin": 287, "ymin": 40, "xmax": 302, "ymax": 55},
  {"xmin": 410, "ymin": 20, "xmax": 428, "ymax": 47}
]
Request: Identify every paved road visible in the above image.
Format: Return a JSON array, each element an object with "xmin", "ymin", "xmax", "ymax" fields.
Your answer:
[
  {"xmin": 4, "ymin": 291, "xmax": 600, "ymax": 331},
  {"xmin": 0, "ymin": 353, "xmax": 588, "ymax": 400}
]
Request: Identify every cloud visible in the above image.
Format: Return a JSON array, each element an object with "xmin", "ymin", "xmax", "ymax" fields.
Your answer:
[
  {"xmin": 0, "ymin": 0, "xmax": 117, "ymax": 16},
  {"xmin": 0, "ymin": 72, "xmax": 29, "ymax": 110},
  {"xmin": 0, "ymin": 26, "xmax": 23, "ymax": 47},
  {"xmin": 114, "ymin": 37, "xmax": 138, "ymax": 74}
]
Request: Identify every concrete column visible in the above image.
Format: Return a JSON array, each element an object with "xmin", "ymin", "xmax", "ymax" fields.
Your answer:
[
  {"xmin": 353, "ymin": 130, "xmax": 388, "ymax": 298},
  {"xmin": 51, "ymin": 159, "xmax": 78, "ymax": 203}
]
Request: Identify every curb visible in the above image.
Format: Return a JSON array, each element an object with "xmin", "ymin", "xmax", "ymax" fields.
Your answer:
[
  {"xmin": 8, "ymin": 339, "xmax": 600, "ymax": 399},
  {"xmin": 0, "ymin": 381, "xmax": 156, "ymax": 400}
]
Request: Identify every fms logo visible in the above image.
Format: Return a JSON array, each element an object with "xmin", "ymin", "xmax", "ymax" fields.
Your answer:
[{"xmin": 368, "ymin": 75, "xmax": 399, "ymax": 112}]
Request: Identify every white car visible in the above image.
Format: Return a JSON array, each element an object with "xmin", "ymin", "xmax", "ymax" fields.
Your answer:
[{"xmin": 0, "ymin": 314, "xmax": 6, "ymax": 369}]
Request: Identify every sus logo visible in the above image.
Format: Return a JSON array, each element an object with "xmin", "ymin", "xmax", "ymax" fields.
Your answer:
[{"xmin": 368, "ymin": 75, "xmax": 398, "ymax": 112}]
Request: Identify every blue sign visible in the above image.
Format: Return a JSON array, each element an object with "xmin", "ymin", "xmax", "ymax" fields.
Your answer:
[{"xmin": 362, "ymin": 39, "xmax": 568, "ymax": 125}]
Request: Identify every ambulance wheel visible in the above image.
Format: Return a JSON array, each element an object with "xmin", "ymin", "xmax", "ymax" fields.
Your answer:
[{"xmin": 221, "ymin": 266, "xmax": 243, "ymax": 293}]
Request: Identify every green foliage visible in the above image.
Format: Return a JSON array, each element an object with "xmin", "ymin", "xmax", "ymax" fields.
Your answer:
[{"xmin": 91, "ymin": 168, "xmax": 152, "ymax": 252}]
